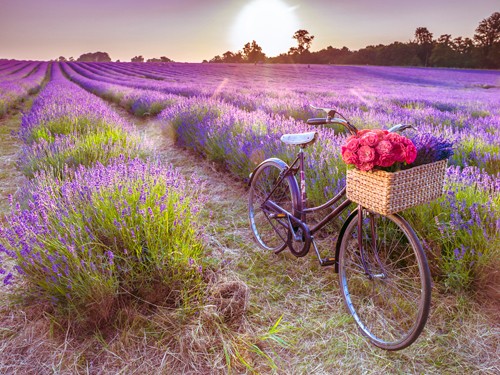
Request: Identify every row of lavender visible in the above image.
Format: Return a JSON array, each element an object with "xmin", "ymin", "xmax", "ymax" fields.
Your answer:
[
  {"xmin": 0, "ymin": 64, "xmax": 207, "ymax": 327},
  {"xmin": 63, "ymin": 61, "xmax": 499, "ymax": 175},
  {"xmin": 0, "ymin": 60, "xmax": 49, "ymax": 117},
  {"xmin": 57, "ymin": 61, "xmax": 498, "ymax": 290},
  {"xmin": 61, "ymin": 62, "xmax": 184, "ymax": 117}
]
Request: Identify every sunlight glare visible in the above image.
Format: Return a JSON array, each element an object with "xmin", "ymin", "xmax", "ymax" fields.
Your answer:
[{"xmin": 230, "ymin": 0, "xmax": 300, "ymax": 57}]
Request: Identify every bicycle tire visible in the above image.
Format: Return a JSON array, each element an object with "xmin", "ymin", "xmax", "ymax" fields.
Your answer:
[
  {"xmin": 248, "ymin": 159, "xmax": 300, "ymax": 252},
  {"xmin": 338, "ymin": 210, "xmax": 431, "ymax": 350}
]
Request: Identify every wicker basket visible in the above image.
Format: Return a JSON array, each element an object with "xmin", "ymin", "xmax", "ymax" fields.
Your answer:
[{"xmin": 346, "ymin": 160, "xmax": 447, "ymax": 216}]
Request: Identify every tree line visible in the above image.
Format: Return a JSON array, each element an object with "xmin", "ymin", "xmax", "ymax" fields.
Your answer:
[
  {"xmin": 55, "ymin": 53, "xmax": 173, "ymax": 63},
  {"xmin": 206, "ymin": 12, "xmax": 500, "ymax": 69}
]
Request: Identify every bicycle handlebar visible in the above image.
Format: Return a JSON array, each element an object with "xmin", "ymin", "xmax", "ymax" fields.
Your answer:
[
  {"xmin": 307, "ymin": 105, "xmax": 358, "ymax": 135},
  {"xmin": 306, "ymin": 118, "xmax": 330, "ymax": 126},
  {"xmin": 307, "ymin": 105, "xmax": 415, "ymax": 135}
]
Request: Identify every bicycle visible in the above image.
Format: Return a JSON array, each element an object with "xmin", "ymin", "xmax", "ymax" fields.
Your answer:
[{"xmin": 248, "ymin": 106, "xmax": 431, "ymax": 351}]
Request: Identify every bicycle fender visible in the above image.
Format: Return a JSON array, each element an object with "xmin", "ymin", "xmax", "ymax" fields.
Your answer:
[
  {"xmin": 247, "ymin": 158, "xmax": 290, "ymax": 187},
  {"xmin": 334, "ymin": 210, "xmax": 359, "ymax": 273}
]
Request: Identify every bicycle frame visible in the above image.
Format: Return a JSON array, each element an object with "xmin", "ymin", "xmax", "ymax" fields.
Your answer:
[
  {"xmin": 269, "ymin": 148, "xmax": 352, "ymax": 231},
  {"xmin": 260, "ymin": 147, "xmax": 387, "ymax": 276}
]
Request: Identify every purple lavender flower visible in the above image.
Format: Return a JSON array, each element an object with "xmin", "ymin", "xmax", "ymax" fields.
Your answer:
[
  {"xmin": 407, "ymin": 133, "xmax": 454, "ymax": 168},
  {"xmin": 3, "ymin": 272, "xmax": 13, "ymax": 285}
]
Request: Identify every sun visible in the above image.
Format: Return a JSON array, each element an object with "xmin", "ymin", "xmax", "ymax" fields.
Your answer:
[{"xmin": 230, "ymin": 0, "xmax": 300, "ymax": 57}]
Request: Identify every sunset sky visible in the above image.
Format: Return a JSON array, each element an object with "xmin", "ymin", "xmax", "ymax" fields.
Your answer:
[{"xmin": 0, "ymin": 0, "xmax": 497, "ymax": 62}]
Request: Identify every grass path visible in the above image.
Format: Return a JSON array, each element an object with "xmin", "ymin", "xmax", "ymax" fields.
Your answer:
[
  {"xmin": 0, "ymin": 105, "xmax": 26, "ymax": 218},
  {"xmin": 0, "ymin": 105, "xmax": 498, "ymax": 374}
]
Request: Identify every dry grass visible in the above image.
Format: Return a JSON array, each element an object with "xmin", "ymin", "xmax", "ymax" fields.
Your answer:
[
  {"xmin": 1, "ymin": 111, "xmax": 498, "ymax": 374},
  {"xmin": 0, "ymin": 107, "xmax": 26, "ymax": 218}
]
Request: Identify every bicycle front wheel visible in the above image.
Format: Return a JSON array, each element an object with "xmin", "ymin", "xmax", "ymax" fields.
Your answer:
[
  {"xmin": 338, "ymin": 211, "xmax": 431, "ymax": 350},
  {"xmin": 248, "ymin": 159, "xmax": 299, "ymax": 252}
]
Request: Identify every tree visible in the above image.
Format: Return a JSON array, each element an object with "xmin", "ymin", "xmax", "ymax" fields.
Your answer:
[
  {"xmin": 57, "ymin": 56, "xmax": 66, "ymax": 62},
  {"xmin": 77, "ymin": 52, "xmax": 112, "ymax": 62},
  {"xmin": 437, "ymin": 34, "xmax": 452, "ymax": 47},
  {"xmin": 225, "ymin": 51, "xmax": 243, "ymax": 63},
  {"xmin": 378, "ymin": 42, "xmax": 420, "ymax": 66},
  {"xmin": 430, "ymin": 34, "xmax": 457, "ymax": 67},
  {"xmin": 210, "ymin": 51, "xmax": 245, "ymax": 63},
  {"xmin": 430, "ymin": 44, "xmax": 457, "ymax": 67},
  {"xmin": 415, "ymin": 27, "xmax": 433, "ymax": 45},
  {"xmin": 289, "ymin": 29, "xmax": 315, "ymax": 55},
  {"xmin": 131, "ymin": 55, "xmax": 144, "ymax": 62},
  {"xmin": 209, "ymin": 55, "xmax": 222, "ymax": 63},
  {"xmin": 414, "ymin": 27, "xmax": 434, "ymax": 66},
  {"xmin": 267, "ymin": 52, "xmax": 295, "ymax": 64},
  {"xmin": 474, "ymin": 12, "xmax": 500, "ymax": 48},
  {"xmin": 474, "ymin": 12, "xmax": 500, "ymax": 68},
  {"xmin": 147, "ymin": 56, "xmax": 173, "ymax": 63},
  {"xmin": 242, "ymin": 41, "xmax": 266, "ymax": 63},
  {"xmin": 308, "ymin": 45, "xmax": 352, "ymax": 64},
  {"xmin": 453, "ymin": 37, "xmax": 474, "ymax": 54}
]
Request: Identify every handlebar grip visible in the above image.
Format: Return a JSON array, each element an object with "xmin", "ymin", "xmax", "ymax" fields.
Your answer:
[{"xmin": 306, "ymin": 118, "xmax": 327, "ymax": 126}]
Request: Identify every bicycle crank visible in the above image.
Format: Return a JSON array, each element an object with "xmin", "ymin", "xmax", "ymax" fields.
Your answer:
[{"xmin": 286, "ymin": 215, "xmax": 312, "ymax": 257}]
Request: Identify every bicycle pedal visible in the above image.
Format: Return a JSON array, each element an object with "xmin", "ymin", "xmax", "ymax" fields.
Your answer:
[{"xmin": 320, "ymin": 257, "xmax": 336, "ymax": 266}]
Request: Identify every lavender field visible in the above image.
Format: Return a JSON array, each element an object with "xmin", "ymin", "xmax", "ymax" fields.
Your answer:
[
  {"xmin": 0, "ymin": 59, "xmax": 499, "ymax": 372},
  {"xmin": 62, "ymin": 60, "xmax": 499, "ymax": 289}
]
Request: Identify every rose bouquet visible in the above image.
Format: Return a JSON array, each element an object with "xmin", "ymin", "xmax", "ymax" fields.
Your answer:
[
  {"xmin": 341, "ymin": 129, "xmax": 453, "ymax": 172},
  {"xmin": 341, "ymin": 129, "xmax": 417, "ymax": 172}
]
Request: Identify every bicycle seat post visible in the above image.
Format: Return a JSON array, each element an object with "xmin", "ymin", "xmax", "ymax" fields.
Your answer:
[
  {"xmin": 279, "ymin": 131, "xmax": 317, "ymax": 223},
  {"xmin": 298, "ymin": 147, "xmax": 307, "ymax": 222}
]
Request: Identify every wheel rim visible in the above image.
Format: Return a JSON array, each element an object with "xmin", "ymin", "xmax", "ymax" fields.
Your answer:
[
  {"xmin": 339, "ymin": 214, "xmax": 430, "ymax": 350},
  {"xmin": 249, "ymin": 164, "xmax": 294, "ymax": 251}
]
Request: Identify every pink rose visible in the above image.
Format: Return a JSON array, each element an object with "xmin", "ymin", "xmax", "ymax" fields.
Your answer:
[
  {"xmin": 375, "ymin": 140, "xmax": 393, "ymax": 155},
  {"xmin": 360, "ymin": 131, "xmax": 379, "ymax": 147},
  {"xmin": 386, "ymin": 132, "xmax": 403, "ymax": 144},
  {"xmin": 358, "ymin": 162, "xmax": 375, "ymax": 171},
  {"xmin": 342, "ymin": 149, "xmax": 359, "ymax": 165},
  {"xmin": 345, "ymin": 135, "xmax": 358, "ymax": 142},
  {"xmin": 401, "ymin": 137, "xmax": 413, "ymax": 146},
  {"xmin": 358, "ymin": 145, "xmax": 376, "ymax": 163},
  {"xmin": 357, "ymin": 129, "xmax": 372, "ymax": 136},
  {"xmin": 405, "ymin": 142, "xmax": 417, "ymax": 164},
  {"xmin": 372, "ymin": 129, "xmax": 389, "ymax": 139},
  {"xmin": 391, "ymin": 143, "xmax": 406, "ymax": 162},
  {"xmin": 377, "ymin": 154, "xmax": 396, "ymax": 167},
  {"xmin": 345, "ymin": 137, "xmax": 360, "ymax": 151}
]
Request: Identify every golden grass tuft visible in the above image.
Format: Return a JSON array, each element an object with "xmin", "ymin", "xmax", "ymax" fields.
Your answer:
[{"xmin": 209, "ymin": 277, "xmax": 249, "ymax": 325}]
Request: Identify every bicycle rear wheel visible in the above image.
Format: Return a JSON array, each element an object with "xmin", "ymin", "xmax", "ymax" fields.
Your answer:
[
  {"xmin": 248, "ymin": 159, "xmax": 299, "ymax": 252},
  {"xmin": 338, "ymin": 211, "xmax": 431, "ymax": 350}
]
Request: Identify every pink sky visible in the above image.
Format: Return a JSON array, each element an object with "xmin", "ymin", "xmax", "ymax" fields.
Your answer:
[{"xmin": 0, "ymin": 0, "xmax": 497, "ymax": 62}]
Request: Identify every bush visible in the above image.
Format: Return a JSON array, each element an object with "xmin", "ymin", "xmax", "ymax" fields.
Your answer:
[{"xmin": 0, "ymin": 157, "xmax": 207, "ymax": 327}]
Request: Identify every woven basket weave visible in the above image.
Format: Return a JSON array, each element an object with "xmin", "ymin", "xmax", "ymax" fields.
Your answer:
[{"xmin": 346, "ymin": 160, "xmax": 447, "ymax": 216}]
